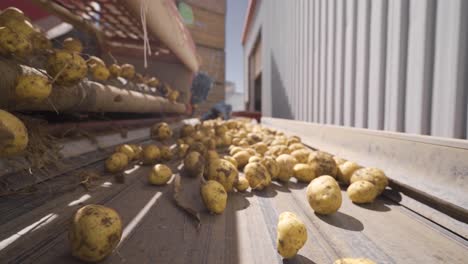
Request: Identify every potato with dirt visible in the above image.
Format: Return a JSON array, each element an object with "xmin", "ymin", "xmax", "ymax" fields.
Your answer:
[
  {"xmin": 223, "ymin": 155, "xmax": 238, "ymax": 168},
  {"xmin": 202, "ymin": 137, "xmax": 216, "ymax": 150},
  {"xmin": 184, "ymin": 151, "xmax": 205, "ymax": 178},
  {"xmin": 201, "ymin": 180, "xmax": 228, "ymax": 214},
  {"xmin": 120, "ymin": 64, "xmax": 135, "ymax": 79},
  {"xmin": 47, "ymin": 50, "xmax": 87, "ymax": 85},
  {"xmin": 105, "ymin": 152, "xmax": 128, "ymax": 173},
  {"xmin": 276, "ymin": 154, "xmax": 298, "ymax": 182},
  {"xmin": 0, "ymin": 26, "xmax": 32, "ymax": 57},
  {"xmin": 69, "ymin": 204, "xmax": 122, "ymax": 262},
  {"xmin": 233, "ymin": 150, "xmax": 251, "ymax": 169},
  {"xmin": 108, "ymin": 64, "xmax": 121, "ymax": 77},
  {"xmin": 293, "ymin": 163, "xmax": 316, "ymax": 183},
  {"xmin": 150, "ymin": 122, "xmax": 173, "ymax": 141},
  {"xmin": 291, "ymin": 149, "xmax": 310, "ymax": 164},
  {"xmin": 142, "ymin": 145, "xmax": 160, "ymax": 165},
  {"xmin": 0, "ymin": 109, "xmax": 28, "ymax": 156},
  {"xmin": 308, "ymin": 151, "xmax": 338, "ymax": 177},
  {"xmin": 252, "ymin": 142, "xmax": 268, "ymax": 155},
  {"xmin": 235, "ymin": 177, "xmax": 249, "ymax": 192},
  {"xmin": 276, "ymin": 212, "xmax": 307, "ymax": 259},
  {"xmin": 337, "ymin": 161, "xmax": 361, "ymax": 185},
  {"xmin": 148, "ymin": 164, "xmax": 173, "ymax": 185},
  {"xmin": 248, "ymin": 156, "xmax": 262, "ymax": 163},
  {"xmin": 204, "ymin": 158, "xmax": 239, "ymax": 192},
  {"xmin": 350, "ymin": 167, "xmax": 388, "ymax": 195},
  {"xmin": 334, "ymin": 258, "xmax": 376, "ymax": 264},
  {"xmin": 306, "ymin": 175, "xmax": 342, "ymax": 215},
  {"xmin": 188, "ymin": 141, "xmax": 207, "ymax": 157},
  {"xmin": 244, "ymin": 162, "xmax": 271, "ymax": 190},
  {"xmin": 180, "ymin": 124, "xmax": 195, "ymax": 137},
  {"xmin": 261, "ymin": 156, "xmax": 280, "ymax": 180},
  {"xmin": 347, "ymin": 180, "xmax": 378, "ymax": 204}
]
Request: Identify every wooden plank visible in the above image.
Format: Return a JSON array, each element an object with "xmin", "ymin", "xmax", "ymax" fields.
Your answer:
[
  {"xmin": 185, "ymin": 4, "xmax": 225, "ymax": 49},
  {"xmin": 384, "ymin": 0, "xmax": 409, "ymax": 132},
  {"xmin": 353, "ymin": 0, "xmax": 371, "ymax": 128},
  {"xmin": 431, "ymin": 0, "xmax": 468, "ymax": 139},
  {"xmin": 333, "ymin": 0, "xmax": 345, "ymax": 125},
  {"xmin": 343, "ymin": 0, "xmax": 357, "ymax": 126},
  {"xmin": 182, "ymin": 0, "xmax": 226, "ymax": 15},
  {"xmin": 368, "ymin": 0, "xmax": 388, "ymax": 130},
  {"xmin": 404, "ymin": 0, "xmax": 436, "ymax": 135},
  {"xmin": 326, "ymin": 0, "xmax": 336, "ymax": 124}
]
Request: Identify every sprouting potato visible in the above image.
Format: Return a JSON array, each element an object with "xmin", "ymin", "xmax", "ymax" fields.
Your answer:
[
  {"xmin": 276, "ymin": 154, "xmax": 298, "ymax": 182},
  {"xmin": 291, "ymin": 149, "xmax": 310, "ymax": 164},
  {"xmin": 184, "ymin": 151, "xmax": 205, "ymax": 178},
  {"xmin": 69, "ymin": 204, "xmax": 122, "ymax": 262},
  {"xmin": 142, "ymin": 144, "xmax": 160, "ymax": 165},
  {"xmin": 14, "ymin": 73, "xmax": 51, "ymax": 103},
  {"xmin": 0, "ymin": 109, "xmax": 28, "ymax": 156},
  {"xmin": 235, "ymin": 177, "xmax": 249, "ymax": 192},
  {"xmin": 308, "ymin": 151, "xmax": 338, "ymax": 178},
  {"xmin": 47, "ymin": 50, "xmax": 87, "ymax": 85},
  {"xmin": 201, "ymin": 180, "xmax": 228, "ymax": 214},
  {"xmin": 105, "ymin": 152, "xmax": 129, "ymax": 173},
  {"xmin": 204, "ymin": 158, "xmax": 239, "ymax": 192},
  {"xmin": 293, "ymin": 163, "xmax": 316, "ymax": 183},
  {"xmin": 350, "ymin": 167, "xmax": 388, "ymax": 195},
  {"xmin": 120, "ymin": 64, "xmax": 135, "ymax": 79},
  {"xmin": 337, "ymin": 161, "xmax": 361, "ymax": 185},
  {"xmin": 347, "ymin": 180, "xmax": 378, "ymax": 204},
  {"xmin": 261, "ymin": 156, "xmax": 280, "ymax": 180},
  {"xmin": 306, "ymin": 176, "xmax": 342, "ymax": 215},
  {"xmin": 63, "ymin": 37, "xmax": 83, "ymax": 53},
  {"xmin": 148, "ymin": 164, "xmax": 173, "ymax": 185},
  {"xmin": 276, "ymin": 212, "xmax": 307, "ymax": 259},
  {"xmin": 150, "ymin": 122, "xmax": 173, "ymax": 141},
  {"xmin": 244, "ymin": 162, "xmax": 271, "ymax": 190}
]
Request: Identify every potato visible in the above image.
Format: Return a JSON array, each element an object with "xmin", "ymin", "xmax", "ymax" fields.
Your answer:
[
  {"xmin": 347, "ymin": 180, "xmax": 378, "ymax": 204},
  {"xmin": 142, "ymin": 145, "xmax": 160, "ymax": 165},
  {"xmin": 229, "ymin": 146, "xmax": 243, "ymax": 156},
  {"xmin": 201, "ymin": 180, "xmax": 227, "ymax": 214},
  {"xmin": 14, "ymin": 73, "xmax": 51, "ymax": 103},
  {"xmin": 287, "ymin": 136, "xmax": 301, "ymax": 146},
  {"xmin": 204, "ymin": 158, "xmax": 238, "ymax": 192},
  {"xmin": 130, "ymin": 144, "xmax": 143, "ymax": 161},
  {"xmin": 181, "ymin": 136, "xmax": 195, "ymax": 146},
  {"xmin": 3, "ymin": 19, "xmax": 35, "ymax": 38},
  {"xmin": 291, "ymin": 149, "xmax": 310, "ymax": 164},
  {"xmin": 167, "ymin": 89, "xmax": 179, "ymax": 102},
  {"xmin": 146, "ymin": 77, "xmax": 160, "ymax": 87},
  {"xmin": 184, "ymin": 151, "xmax": 205, "ymax": 178},
  {"xmin": 120, "ymin": 64, "xmax": 135, "ymax": 79},
  {"xmin": 244, "ymin": 148, "xmax": 257, "ymax": 156},
  {"xmin": 108, "ymin": 64, "xmax": 121, "ymax": 77},
  {"xmin": 202, "ymin": 137, "xmax": 216, "ymax": 150},
  {"xmin": 192, "ymin": 130, "xmax": 204, "ymax": 141},
  {"xmin": 90, "ymin": 64, "xmax": 110, "ymax": 81},
  {"xmin": 0, "ymin": 109, "xmax": 28, "ymax": 156},
  {"xmin": 180, "ymin": 124, "xmax": 195, "ymax": 137},
  {"xmin": 115, "ymin": 144, "xmax": 136, "ymax": 160},
  {"xmin": 160, "ymin": 145, "xmax": 173, "ymax": 161},
  {"xmin": 276, "ymin": 154, "xmax": 298, "ymax": 182},
  {"xmin": 333, "ymin": 156, "xmax": 347, "ymax": 166},
  {"xmin": 215, "ymin": 124, "xmax": 228, "ymax": 136},
  {"xmin": 248, "ymin": 156, "xmax": 262, "ymax": 163},
  {"xmin": 188, "ymin": 141, "xmax": 207, "ymax": 157},
  {"xmin": 0, "ymin": 7, "xmax": 26, "ymax": 24},
  {"xmin": 244, "ymin": 162, "xmax": 271, "ymax": 190},
  {"xmin": 87, "ymin": 56, "xmax": 105, "ymax": 68},
  {"xmin": 220, "ymin": 134, "xmax": 232, "ymax": 147},
  {"xmin": 69, "ymin": 204, "xmax": 122, "ymax": 262},
  {"xmin": 308, "ymin": 151, "xmax": 338, "ymax": 178},
  {"xmin": 276, "ymin": 212, "xmax": 307, "ymax": 259},
  {"xmin": 105, "ymin": 152, "xmax": 128, "ymax": 173},
  {"xmin": 47, "ymin": 50, "xmax": 87, "ymax": 85},
  {"xmin": 63, "ymin": 37, "xmax": 83, "ymax": 53},
  {"xmin": 261, "ymin": 156, "xmax": 280, "ymax": 180},
  {"xmin": 235, "ymin": 177, "xmax": 249, "ymax": 192},
  {"xmin": 30, "ymin": 32, "xmax": 52, "ymax": 51},
  {"xmin": 350, "ymin": 167, "xmax": 388, "ymax": 195},
  {"xmin": 150, "ymin": 122, "xmax": 173, "ymax": 141},
  {"xmin": 205, "ymin": 150, "xmax": 219, "ymax": 161},
  {"xmin": 265, "ymin": 145, "xmax": 290, "ymax": 158},
  {"xmin": 334, "ymin": 258, "xmax": 376, "ymax": 264},
  {"xmin": 293, "ymin": 163, "xmax": 316, "ymax": 183},
  {"xmin": 177, "ymin": 143, "xmax": 189, "ymax": 158},
  {"xmin": 252, "ymin": 142, "xmax": 268, "ymax": 155},
  {"xmin": 247, "ymin": 133, "xmax": 262, "ymax": 143},
  {"xmin": 148, "ymin": 164, "xmax": 172, "ymax": 185},
  {"xmin": 233, "ymin": 150, "xmax": 251, "ymax": 169},
  {"xmin": 231, "ymin": 137, "xmax": 241, "ymax": 146},
  {"xmin": 337, "ymin": 161, "xmax": 361, "ymax": 184},
  {"xmin": 0, "ymin": 26, "xmax": 32, "ymax": 57},
  {"xmin": 223, "ymin": 155, "xmax": 238, "ymax": 168},
  {"xmin": 306, "ymin": 176, "xmax": 342, "ymax": 215}
]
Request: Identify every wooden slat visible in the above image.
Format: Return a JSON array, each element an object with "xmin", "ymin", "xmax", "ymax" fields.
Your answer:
[
  {"xmin": 431, "ymin": 0, "xmax": 468, "ymax": 139},
  {"xmin": 333, "ymin": 0, "xmax": 345, "ymax": 125},
  {"xmin": 185, "ymin": 4, "xmax": 225, "ymax": 49},
  {"xmin": 368, "ymin": 0, "xmax": 388, "ymax": 130},
  {"xmin": 343, "ymin": 0, "xmax": 357, "ymax": 126},
  {"xmin": 326, "ymin": 0, "xmax": 336, "ymax": 124}
]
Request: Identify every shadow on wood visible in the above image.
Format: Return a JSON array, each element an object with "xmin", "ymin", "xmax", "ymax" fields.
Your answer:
[{"xmin": 315, "ymin": 211, "xmax": 364, "ymax": 232}]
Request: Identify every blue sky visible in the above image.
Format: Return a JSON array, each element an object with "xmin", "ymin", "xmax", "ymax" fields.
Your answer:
[{"xmin": 226, "ymin": 0, "xmax": 248, "ymax": 93}]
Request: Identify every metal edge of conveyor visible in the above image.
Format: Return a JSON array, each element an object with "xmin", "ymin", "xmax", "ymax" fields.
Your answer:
[{"xmin": 261, "ymin": 117, "xmax": 468, "ymax": 240}]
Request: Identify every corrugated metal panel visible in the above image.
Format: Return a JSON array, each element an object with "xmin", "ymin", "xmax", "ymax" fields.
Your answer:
[{"xmin": 245, "ymin": 0, "xmax": 468, "ymax": 139}]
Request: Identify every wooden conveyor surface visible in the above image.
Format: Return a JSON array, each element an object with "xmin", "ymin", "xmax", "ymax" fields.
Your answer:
[{"xmin": 0, "ymin": 121, "xmax": 466, "ymax": 264}]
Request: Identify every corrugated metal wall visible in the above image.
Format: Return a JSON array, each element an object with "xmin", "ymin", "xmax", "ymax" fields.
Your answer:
[{"xmin": 246, "ymin": 0, "xmax": 468, "ymax": 139}]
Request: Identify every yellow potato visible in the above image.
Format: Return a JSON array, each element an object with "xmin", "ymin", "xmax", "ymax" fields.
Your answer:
[
  {"xmin": 244, "ymin": 162, "xmax": 271, "ymax": 190},
  {"xmin": 87, "ymin": 56, "xmax": 105, "ymax": 67},
  {"xmin": 3, "ymin": 19, "xmax": 35, "ymax": 38},
  {"xmin": 265, "ymin": 145, "xmax": 290, "ymax": 158},
  {"xmin": 201, "ymin": 180, "xmax": 227, "ymax": 214},
  {"xmin": 167, "ymin": 89, "xmax": 179, "ymax": 102},
  {"xmin": 261, "ymin": 156, "xmax": 280, "ymax": 180},
  {"xmin": 229, "ymin": 146, "xmax": 244, "ymax": 156},
  {"xmin": 291, "ymin": 149, "xmax": 310, "ymax": 164},
  {"xmin": 308, "ymin": 151, "xmax": 338, "ymax": 177},
  {"xmin": 204, "ymin": 158, "xmax": 239, "ymax": 192},
  {"xmin": 146, "ymin": 77, "xmax": 160, "ymax": 87},
  {"xmin": 180, "ymin": 124, "xmax": 195, "ymax": 137},
  {"xmin": 333, "ymin": 156, "xmax": 347, "ymax": 166},
  {"xmin": 150, "ymin": 122, "xmax": 173, "ymax": 141},
  {"xmin": 90, "ymin": 64, "xmax": 110, "ymax": 81},
  {"xmin": 220, "ymin": 134, "xmax": 232, "ymax": 146},
  {"xmin": 188, "ymin": 141, "xmax": 207, "ymax": 157},
  {"xmin": 63, "ymin": 37, "xmax": 83, "ymax": 53},
  {"xmin": 47, "ymin": 50, "xmax": 87, "ymax": 85},
  {"xmin": 0, "ymin": 26, "xmax": 32, "ymax": 57},
  {"xmin": 276, "ymin": 154, "xmax": 298, "ymax": 182},
  {"xmin": 192, "ymin": 130, "xmax": 204, "ymax": 141},
  {"xmin": 276, "ymin": 212, "xmax": 307, "ymax": 259},
  {"xmin": 181, "ymin": 136, "xmax": 195, "ymax": 146},
  {"xmin": 0, "ymin": 109, "xmax": 28, "ymax": 156},
  {"xmin": 0, "ymin": 7, "xmax": 26, "ymax": 24},
  {"xmin": 148, "ymin": 164, "xmax": 173, "ymax": 185},
  {"xmin": 115, "ymin": 144, "xmax": 136, "ymax": 161},
  {"xmin": 215, "ymin": 124, "xmax": 228, "ymax": 136},
  {"xmin": 15, "ymin": 73, "xmax": 51, "ymax": 103},
  {"xmin": 347, "ymin": 180, "xmax": 378, "ymax": 204},
  {"xmin": 105, "ymin": 152, "xmax": 128, "ymax": 173},
  {"xmin": 293, "ymin": 163, "xmax": 316, "ymax": 183},
  {"xmin": 129, "ymin": 144, "xmax": 143, "ymax": 161},
  {"xmin": 30, "ymin": 32, "xmax": 52, "ymax": 51},
  {"xmin": 202, "ymin": 137, "xmax": 216, "ymax": 150},
  {"xmin": 142, "ymin": 145, "xmax": 160, "ymax": 165},
  {"xmin": 252, "ymin": 142, "xmax": 268, "ymax": 155},
  {"xmin": 248, "ymin": 156, "xmax": 262, "ymax": 163},
  {"xmin": 306, "ymin": 175, "xmax": 342, "ymax": 215},
  {"xmin": 69, "ymin": 204, "xmax": 122, "ymax": 262},
  {"xmin": 205, "ymin": 150, "xmax": 219, "ymax": 161},
  {"xmin": 160, "ymin": 145, "xmax": 173, "ymax": 161},
  {"xmin": 223, "ymin": 155, "xmax": 238, "ymax": 168},
  {"xmin": 334, "ymin": 258, "xmax": 376, "ymax": 264},
  {"xmin": 233, "ymin": 150, "xmax": 251, "ymax": 169},
  {"xmin": 288, "ymin": 142, "xmax": 305, "ymax": 152},
  {"xmin": 350, "ymin": 167, "xmax": 388, "ymax": 195},
  {"xmin": 337, "ymin": 161, "xmax": 361, "ymax": 185},
  {"xmin": 177, "ymin": 143, "xmax": 189, "ymax": 158},
  {"xmin": 287, "ymin": 136, "xmax": 301, "ymax": 146},
  {"xmin": 184, "ymin": 151, "xmax": 205, "ymax": 178},
  {"xmin": 120, "ymin": 64, "xmax": 135, "ymax": 79},
  {"xmin": 235, "ymin": 177, "xmax": 249, "ymax": 192}
]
